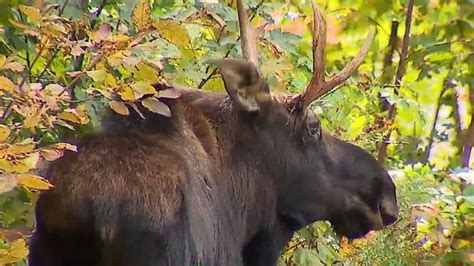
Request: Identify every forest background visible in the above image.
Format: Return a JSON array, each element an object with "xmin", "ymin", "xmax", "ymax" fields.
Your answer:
[{"xmin": 0, "ymin": 0, "xmax": 472, "ymax": 265}]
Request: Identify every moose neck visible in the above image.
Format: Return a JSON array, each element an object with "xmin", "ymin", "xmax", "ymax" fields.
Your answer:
[{"xmin": 180, "ymin": 88, "xmax": 282, "ymax": 242}]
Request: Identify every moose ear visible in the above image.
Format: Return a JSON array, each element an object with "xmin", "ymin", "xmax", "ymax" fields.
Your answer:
[{"xmin": 214, "ymin": 58, "xmax": 270, "ymax": 112}]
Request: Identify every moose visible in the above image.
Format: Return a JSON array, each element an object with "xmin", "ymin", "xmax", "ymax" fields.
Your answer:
[{"xmin": 29, "ymin": 1, "xmax": 398, "ymax": 265}]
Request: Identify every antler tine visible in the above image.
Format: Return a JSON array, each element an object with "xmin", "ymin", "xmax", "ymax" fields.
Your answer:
[
  {"xmin": 237, "ymin": 0, "xmax": 259, "ymax": 66},
  {"xmin": 301, "ymin": 2, "xmax": 327, "ymax": 107},
  {"xmin": 323, "ymin": 30, "xmax": 375, "ymax": 92},
  {"xmin": 300, "ymin": 2, "xmax": 375, "ymax": 107}
]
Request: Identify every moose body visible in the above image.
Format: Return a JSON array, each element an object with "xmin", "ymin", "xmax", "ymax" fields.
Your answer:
[{"xmin": 29, "ymin": 1, "xmax": 398, "ymax": 265}]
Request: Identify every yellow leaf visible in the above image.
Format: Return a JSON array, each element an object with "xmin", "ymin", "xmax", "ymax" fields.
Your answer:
[
  {"xmin": 132, "ymin": 0, "xmax": 152, "ymax": 32},
  {"xmin": 142, "ymin": 97, "xmax": 171, "ymax": 117},
  {"xmin": 0, "ymin": 239, "xmax": 29, "ymax": 264},
  {"xmin": 109, "ymin": 101, "xmax": 129, "ymax": 115},
  {"xmin": 107, "ymin": 52, "xmax": 126, "ymax": 67},
  {"xmin": 0, "ymin": 76, "xmax": 16, "ymax": 93},
  {"xmin": 0, "ymin": 55, "xmax": 6, "ymax": 69},
  {"xmin": 0, "ymin": 141, "xmax": 36, "ymax": 156},
  {"xmin": 110, "ymin": 34, "xmax": 131, "ymax": 43},
  {"xmin": 16, "ymin": 174, "xmax": 52, "ymax": 190},
  {"xmin": 0, "ymin": 125, "xmax": 10, "ymax": 143},
  {"xmin": 105, "ymin": 73, "xmax": 118, "ymax": 87},
  {"xmin": 130, "ymin": 81, "xmax": 156, "ymax": 96},
  {"xmin": 75, "ymin": 104, "xmax": 90, "ymax": 124},
  {"xmin": 19, "ymin": 5, "xmax": 41, "ymax": 23},
  {"xmin": 0, "ymin": 174, "xmax": 17, "ymax": 194},
  {"xmin": 153, "ymin": 20, "xmax": 190, "ymax": 48},
  {"xmin": 0, "ymin": 152, "xmax": 39, "ymax": 173},
  {"xmin": 87, "ymin": 69, "xmax": 107, "ymax": 82},
  {"xmin": 57, "ymin": 110, "xmax": 81, "ymax": 123},
  {"xmin": 118, "ymin": 85, "xmax": 136, "ymax": 101},
  {"xmin": 50, "ymin": 143, "xmax": 77, "ymax": 152},
  {"xmin": 2, "ymin": 62, "xmax": 24, "ymax": 72},
  {"xmin": 23, "ymin": 108, "xmax": 45, "ymax": 129},
  {"xmin": 133, "ymin": 62, "xmax": 158, "ymax": 82},
  {"xmin": 8, "ymin": 19, "xmax": 31, "ymax": 30}
]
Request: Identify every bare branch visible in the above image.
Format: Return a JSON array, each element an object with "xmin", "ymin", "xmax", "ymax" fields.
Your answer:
[
  {"xmin": 377, "ymin": 0, "xmax": 414, "ymax": 163},
  {"xmin": 237, "ymin": 0, "xmax": 258, "ymax": 66}
]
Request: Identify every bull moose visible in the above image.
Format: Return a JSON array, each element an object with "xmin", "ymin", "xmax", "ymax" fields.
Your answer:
[{"xmin": 29, "ymin": 1, "xmax": 398, "ymax": 265}]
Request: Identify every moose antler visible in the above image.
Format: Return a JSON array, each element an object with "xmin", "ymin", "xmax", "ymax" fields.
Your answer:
[
  {"xmin": 300, "ymin": 3, "xmax": 375, "ymax": 107},
  {"xmin": 237, "ymin": 0, "xmax": 259, "ymax": 66}
]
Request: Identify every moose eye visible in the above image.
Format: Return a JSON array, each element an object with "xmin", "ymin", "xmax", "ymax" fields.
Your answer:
[{"xmin": 307, "ymin": 120, "xmax": 321, "ymax": 139}]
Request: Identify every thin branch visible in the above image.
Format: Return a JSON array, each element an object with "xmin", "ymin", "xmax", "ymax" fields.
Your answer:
[
  {"xmin": 58, "ymin": 0, "xmax": 69, "ymax": 16},
  {"xmin": 462, "ymin": 91, "xmax": 474, "ymax": 167},
  {"xmin": 377, "ymin": 0, "xmax": 415, "ymax": 164},
  {"xmin": 59, "ymin": 52, "xmax": 105, "ymax": 97},
  {"xmin": 197, "ymin": 1, "xmax": 263, "ymax": 89},
  {"xmin": 424, "ymin": 82, "xmax": 450, "ymax": 163},
  {"xmin": 379, "ymin": 20, "xmax": 399, "ymax": 111},
  {"xmin": 36, "ymin": 49, "xmax": 60, "ymax": 82}
]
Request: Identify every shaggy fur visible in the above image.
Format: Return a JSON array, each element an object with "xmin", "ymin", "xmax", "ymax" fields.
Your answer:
[{"xmin": 29, "ymin": 60, "xmax": 398, "ymax": 266}]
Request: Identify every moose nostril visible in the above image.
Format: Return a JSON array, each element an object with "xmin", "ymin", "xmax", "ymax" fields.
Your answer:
[{"xmin": 380, "ymin": 204, "xmax": 398, "ymax": 225}]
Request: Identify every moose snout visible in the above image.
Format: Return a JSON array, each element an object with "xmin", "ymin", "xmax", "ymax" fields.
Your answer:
[{"xmin": 380, "ymin": 196, "xmax": 399, "ymax": 226}]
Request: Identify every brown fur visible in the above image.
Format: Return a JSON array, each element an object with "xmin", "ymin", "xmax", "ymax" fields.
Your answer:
[{"xmin": 29, "ymin": 61, "xmax": 398, "ymax": 266}]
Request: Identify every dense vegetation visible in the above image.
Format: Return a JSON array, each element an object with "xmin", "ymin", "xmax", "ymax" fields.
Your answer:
[{"xmin": 0, "ymin": 0, "xmax": 472, "ymax": 265}]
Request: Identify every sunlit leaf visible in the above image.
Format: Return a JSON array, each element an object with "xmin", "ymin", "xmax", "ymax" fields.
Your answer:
[
  {"xmin": 0, "ymin": 152, "xmax": 39, "ymax": 173},
  {"xmin": 0, "ymin": 55, "xmax": 6, "ymax": 69},
  {"xmin": 87, "ymin": 69, "xmax": 107, "ymax": 82},
  {"xmin": 0, "ymin": 76, "xmax": 16, "ymax": 93},
  {"xmin": 0, "ymin": 174, "xmax": 17, "ymax": 194},
  {"xmin": 16, "ymin": 174, "xmax": 52, "ymax": 190},
  {"xmin": 132, "ymin": 0, "xmax": 152, "ymax": 32},
  {"xmin": 133, "ymin": 62, "xmax": 158, "ymax": 82},
  {"xmin": 153, "ymin": 20, "xmax": 190, "ymax": 48},
  {"xmin": 130, "ymin": 81, "xmax": 156, "ymax": 96},
  {"xmin": 0, "ymin": 125, "xmax": 10, "ymax": 143},
  {"xmin": 19, "ymin": 5, "xmax": 41, "ymax": 23},
  {"xmin": 142, "ymin": 97, "xmax": 171, "ymax": 117},
  {"xmin": 0, "ymin": 239, "xmax": 29, "ymax": 264},
  {"xmin": 49, "ymin": 143, "xmax": 77, "ymax": 152},
  {"xmin": 2, "ymin": 62, "xmax": 24, "ymax": 72},
  {"xmin": 109, "ymin": 101, "xmax": 129, "ymax": 115},
  {"xmin": 118, "ymin": 85, "xmax": 136, "ymax": 101}
]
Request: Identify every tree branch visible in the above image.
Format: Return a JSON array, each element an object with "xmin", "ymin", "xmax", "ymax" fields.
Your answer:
[
  {"xmin": 424, "ymin": 80, "xmax": 452, "ymax": 163},
  {"xmin": 197, "ymin": 1, "xmax": 263, "ymax": 89},
  {"xmin": 377, "ymin": 0, "xmax": 415, "ymax": 164}
]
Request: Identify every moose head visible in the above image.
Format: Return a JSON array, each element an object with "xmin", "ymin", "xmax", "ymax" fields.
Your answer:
[{"xmin": 218, "ymin": 0, "xmax": 399, "ymax": 244}]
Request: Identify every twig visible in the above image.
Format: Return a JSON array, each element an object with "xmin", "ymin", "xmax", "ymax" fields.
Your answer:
[
  {"xmin": 59, "ymin": 52, "xmax": 105, "ymax": 97},
  {"xmin": 377, "ymin": 0, "xmax": 414, "ymax": 163},
  {"xmin": 58, "ymin": 0, "xmax": 69, "ymax": 16},
  {"xmin": 197, "ymin": 1, "xmax": 264, "ymax": 89},
  {"xmin": 35, "ymin": 49, "xmax": 60, "ymax": 82},
  {"xmin": 282, "ymin": 239, "xmax": 306, "ymax": 254}
]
